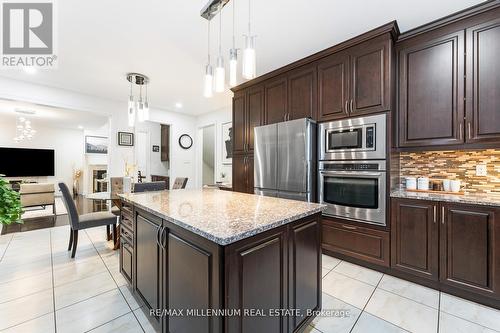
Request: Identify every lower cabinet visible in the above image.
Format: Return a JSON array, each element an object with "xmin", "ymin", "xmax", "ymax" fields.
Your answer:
[
  {"xmin": 232, "ymin": 154, "xmax": 254, "ymax": 194},
  {"xmin": 322, "ymin": 216, "xmax": 390, "ymax": 267},
  {"xmin": 391, "ymin": 198, "xmax": 500, "ymax": 304},
  {"xmin": 134, "ymin": 210, "xmax": 164, "ymax": 331}
]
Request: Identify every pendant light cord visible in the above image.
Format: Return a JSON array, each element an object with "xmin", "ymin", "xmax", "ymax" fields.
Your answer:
[
  {"xmin": 207, "ymin": 20, "xmax": 211, "ymax": 63},
  {"xmin": 248, "ymin": 0, "xmax": 251, "ymax": 34},
  {"xmin": 232, "ymin": 0, "xmax": 235, "ymax": 48},
  {"xmin": 218, "ymin": 4, "xmax": 222, "ymax": 56}
]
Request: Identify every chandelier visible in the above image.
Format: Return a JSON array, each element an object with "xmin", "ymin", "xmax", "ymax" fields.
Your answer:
[
  {"xmin": 14, "ymin": 110, "xmax": 36, "ymax": 142},
  {"xmin": 126, "ymin": 73, "xmax": 150, "ymax": 127},
  {"xmin": 201, "ymin": 0, "xmax": 257, "ymax": 97}
]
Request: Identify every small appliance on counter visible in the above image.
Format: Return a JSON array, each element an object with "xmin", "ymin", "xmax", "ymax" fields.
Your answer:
[
  {"xmin": 254, "ymin": 118, "xmax": 316, "ymax": 202},
  {"xmin": 318, "ymin": 113, "xmax": 387, "ymax": 226}
]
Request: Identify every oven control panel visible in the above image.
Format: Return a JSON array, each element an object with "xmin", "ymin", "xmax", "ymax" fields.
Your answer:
[
  {"xmin": 321, "ymin": 163, "xmax": 380, "ymax": 171},
  {"xmin": 366, "ymin": 126, "xmax": 374, "ymax": 148}
]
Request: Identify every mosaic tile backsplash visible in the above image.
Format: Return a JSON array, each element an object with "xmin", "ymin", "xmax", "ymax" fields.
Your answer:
[{"xmin": 399, "ymin": 149, "xmax": 500, "ymax": 197}]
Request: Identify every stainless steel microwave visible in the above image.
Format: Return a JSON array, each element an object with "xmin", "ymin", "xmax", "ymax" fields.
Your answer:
[{"xmin": 319, "ymin": 113, "xmax": 386, "ymax": 160}]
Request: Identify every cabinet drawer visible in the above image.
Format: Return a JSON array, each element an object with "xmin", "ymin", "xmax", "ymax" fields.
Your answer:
[
  {"xmin": 322, "ymin": 218, "xmax": 390, "ymax": 267},
  {"xmin": 121, "ymin": 225, "xmax": 133, "ymax": 245},
  {"xmin": 120, "ymin": 240, "xmax": 133, "ymax": 284},
  {"xmin": 121, "ymin": 205, "xmax": 133, "ymax": 220},
  {"xmin": 121, "ymin": 215, "xmax": 133, "ymax": 230}
]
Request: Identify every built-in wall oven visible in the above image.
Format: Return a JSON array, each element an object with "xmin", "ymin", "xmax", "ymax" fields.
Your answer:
[
  {"xmin": 318, "ymin": 113, "xmax": 387, "ymax": 226},
  {"xmin": 319, "ymin": 113, "xmax": 386, "ymax": 161},
  {"xmin": 319, "ymin": 160, "xmax": 386, "ymax": 225}
]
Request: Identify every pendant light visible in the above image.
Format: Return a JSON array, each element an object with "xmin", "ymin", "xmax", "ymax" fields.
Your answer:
[
  {"xmin": 143, "ymin": 85, "xmax": 150, "ymax": 121},
  {"xmin": 204, "ymin": 20, "xmax": 214, "ymax": 98},
  {"xmin": 127, "ymin": 80, "xmax": 135, "ymax": 127},
  {"xmin": 214, "ymin": 5, "xmax": 225, "ymax": 93},
  {"xmin": 137, "ymin": 85, "xmax": 145, "ymax": 122},
  {"xmin": 242, "ymin": 0, "xmax": 256, "ymax": 79},
  {"xmin": 229, "ymin": 0, "xmax": 238, "ymax": 87}
]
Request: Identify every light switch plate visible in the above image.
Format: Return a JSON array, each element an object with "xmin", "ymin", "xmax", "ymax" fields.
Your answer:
[{"xmin": 476, "ymin": 164, "xmax": 487, "ymax": 176}]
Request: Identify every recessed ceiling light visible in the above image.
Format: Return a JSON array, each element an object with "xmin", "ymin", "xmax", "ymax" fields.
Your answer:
[
  {"xmin": 175, "ymin": 102, "xmax": 183, "ymax": 108},
  {"xmin": 78, "ymin": 125, "xmax": 84, "ymax": 130},
  {"xmin": 23, "ymin": 67, "xmax": 37, "ymax": 74}
]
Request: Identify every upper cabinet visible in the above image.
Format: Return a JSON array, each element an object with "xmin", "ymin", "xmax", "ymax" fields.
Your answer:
[
  {"xmin": 318, "ymin": 34, "xmax": 393, "ymax": 121},
  {"xmin": 264, "ymin": 75, "xmax": 288, "ymax": 124},
  {"xmin": 465, "ymin": 17, "xmax": 500, "ymax": 145},
  {"xmin": 397, "ymin": 31, "xmax": 465, "ymax": 147},
  {"xmin": 396, "ymin": 7, "xmax": 500, "ymax": 148},
  {"xmin": 287, "ymin": 65, "xmax": 317, "ymax": 121},
  {"xmin": 232, "ymin": 86, "xmax": 264, "ymax": 155}
]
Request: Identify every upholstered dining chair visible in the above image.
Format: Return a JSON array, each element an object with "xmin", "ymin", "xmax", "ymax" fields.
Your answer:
[
  {"xmin": 59, "ymin": 183, "xmax": 118, "ymax": 258},
  {"xmin": 171, "ymin": 177, "xmax": 188, "ymax": 189}
]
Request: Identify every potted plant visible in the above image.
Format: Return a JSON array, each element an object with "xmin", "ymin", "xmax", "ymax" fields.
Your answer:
[{"xmin": 0, "ymin": 175, "xmax": 23, "ymax": 233}]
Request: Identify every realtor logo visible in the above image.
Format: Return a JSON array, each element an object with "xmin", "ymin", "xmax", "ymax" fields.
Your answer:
[{"xmin": 1, "ymin": 1, "xmax": 57, "ymax": 68}]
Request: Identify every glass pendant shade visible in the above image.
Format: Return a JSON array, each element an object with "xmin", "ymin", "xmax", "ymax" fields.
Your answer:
[
  {"xmin": 143, "ymin": 101, "xmax": 150, "ymax": 121},
  {"xmin": 128, "ymin": 95, "xmax": 135, "ymax": 127},
  {"xmin": 242, "ymin": 35, "xmax": 256, "ymax": 79},
  {"xmin": 229, "ymin": 48, "xmax": 237, "ymax": 87},
  {"xmin": 215, "ymin": 56, "xmax": 225, "ymax": 93},
  {"xmin": 137, "ymin": 99, "xmax": 145, "ymax": 122},
  {"xmin": 204, "ymin": 64, "xmax": 214, "ymax": 98}
]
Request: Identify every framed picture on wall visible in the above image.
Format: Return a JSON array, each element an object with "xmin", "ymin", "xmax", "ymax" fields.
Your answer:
[
  {"xmin": 222, "ymin": 122, "xmax": 232, "ymax": 165},
  {"xmin": 118, "ymin": 132, "xmax": 134, "ymax": 146},
  {"xmin": 152, "ymin": 145, "xmax": 160, "ymax": 152},
  {"xmin": 85, "ymin": 136, "xmax": 108, "ymax": 154}
]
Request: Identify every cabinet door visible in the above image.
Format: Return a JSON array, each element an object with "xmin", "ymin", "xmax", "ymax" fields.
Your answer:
[
  {"xmin": 233, "ymin": 91, "xmax": 246, "ymax": 155},
  {"xmin": 232, "ymin": 154, "xmax": 247, "ymax": 193},
  {"xmin": 288, "ymin": 217, "xmax": 321, "ymax": 331},
  {"xmin": 247, "ymin": 86, "xmax": 264, "ymax": 153},
  {"xmin": 440, "ymin": 204, "xmax": 500, "ymax": 297},
  {"xmin": 246, "ymin": 155, "xmax": 254, "ymax": 194},
  {"xmin": 134, "ymin": 213, "xmax": 163, "ymax": 329},
  {"xmin": 318, "ymin": 52, "xmax": 350, "ymax": 121},
  {"xmin": 350, "ymin": 36, "xmax": 391, "ymax": 116},
  {"xmin": 466, "ymin": 18, "xmax": 500, "ymax": 144},
  {"xmin": 160, "ymin": 124, "xmax": 169, "ymax": 162},
  {"xmin": 265, "ymin": 76, "xmax": 287, "ymax": 124},
  {"xmin": 287, "ymin": 65, "xmax": 317, "ymax": 121},
  {"xmin": 225, "ymin": 228, "xmax": 288, "ymax": 333},
  {"xmin": 391, "ymin": 199, "xmax": 439, "ymax": 280},
  {"xmin": 398, "ymin": 31, "xmax": 465, "ymax": 147}
]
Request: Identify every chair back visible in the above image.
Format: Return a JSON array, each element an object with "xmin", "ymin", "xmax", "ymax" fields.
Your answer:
[
  {"xmin": 172, "ymin": 177, "xmax": 188, "ymax": 190},
  {"xmin": 58, "ymin": 183, "xmax": 79, "ymax": 228},
  {"xmin": 133, "ymin": 181, "xmax": 167, "ymax": 193}
]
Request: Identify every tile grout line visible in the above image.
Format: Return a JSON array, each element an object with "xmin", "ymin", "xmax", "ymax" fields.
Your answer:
[
  {"xmin": 82, "ymin": 311, "xmax": 133, "ymax": 333},
  {"xmin": 50, "ymin": 229, "xmax": 58, "ymax": 333},
  {"xmin": 437, "ymin": 292, "xmax": 441, "ymax": 333},
  {"xmin": 348, "ymin": 272, "xmax": 384, "ymax": 333},
  {"xmin": 0, "ymin": 234, "xmax": 14, "ymax": 262},
  {"xmin": 85, "ymin": 229, "xmax": 147, "ymax": 333}
]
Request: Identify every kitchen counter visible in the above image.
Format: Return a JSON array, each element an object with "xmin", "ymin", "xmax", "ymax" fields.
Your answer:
[
  {"xmin": 119, "ymin": 189, "xmax": 325, "ymax": 333},
  {"xmin": 391, "ymin": 189, "xmax": 500, "ymax": 207},
  {"xmin": 119, "ymin": 188, "xmax": 325, "ymax": 245}
]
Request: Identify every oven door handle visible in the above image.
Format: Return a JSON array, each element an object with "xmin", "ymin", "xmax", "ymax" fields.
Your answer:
[{"xmin": 320, "ymin": 171, "xmax": 384, "ymax": 177}]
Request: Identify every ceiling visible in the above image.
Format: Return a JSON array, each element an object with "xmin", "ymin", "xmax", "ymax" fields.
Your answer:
[
  {"xmin": 0, "ymin": 99, "xmax": 109, "ymax": 130},
  {"xmin": 0, "ymin": 0, "xmax": 483, "ymax": 115}
]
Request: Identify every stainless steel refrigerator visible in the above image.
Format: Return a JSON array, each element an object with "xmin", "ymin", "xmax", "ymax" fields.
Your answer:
[{"xmin": 254, "ymin": 118, "xmax": 316, "ymax": 202}]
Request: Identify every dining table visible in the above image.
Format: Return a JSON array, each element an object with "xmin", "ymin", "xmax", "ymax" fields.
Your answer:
[{"xmin": 85, "ymin": 191, "xmax": 122, "ymax": 250}]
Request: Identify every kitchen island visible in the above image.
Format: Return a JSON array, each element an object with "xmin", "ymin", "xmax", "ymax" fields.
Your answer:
[{"xmin": 118, "ymin": 189, "xmax": 326, "ymax": 333}]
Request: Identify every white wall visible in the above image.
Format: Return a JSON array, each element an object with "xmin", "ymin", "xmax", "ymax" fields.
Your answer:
[
  {"xmin": 134, "ymin": 120, "xmax": 169, "ymax": 181},
  {"xmin": 195, "ymin": 107, "xmax": 232, "ymax": 188},
  {"xmin": 0, "ymin": 117, "xmax": 84, "ymax": 189}
]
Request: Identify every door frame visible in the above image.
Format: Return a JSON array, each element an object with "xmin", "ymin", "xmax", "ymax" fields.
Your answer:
[{"xmin": 196, "ymin": 123, "xmax": 217, "ymax": 188}]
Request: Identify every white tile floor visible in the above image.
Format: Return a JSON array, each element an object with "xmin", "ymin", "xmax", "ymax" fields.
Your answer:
[{"xmin": 1, "ymin": 226, "xmax": 499, "ymax": 333}]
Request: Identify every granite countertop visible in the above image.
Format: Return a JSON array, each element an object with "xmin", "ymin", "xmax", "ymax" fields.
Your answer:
[
  {"xmin": 119, "ymin": 189, "xmax": 326, "ymax": 246},
  {"xmin": 390, "ymin": 189, "xmax": 500, "ymax": 207}
]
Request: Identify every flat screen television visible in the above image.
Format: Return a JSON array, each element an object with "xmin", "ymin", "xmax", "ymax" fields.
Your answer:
[{"xmin": 0, "ymin": 147, "xmax": 55, "ymax": 177}]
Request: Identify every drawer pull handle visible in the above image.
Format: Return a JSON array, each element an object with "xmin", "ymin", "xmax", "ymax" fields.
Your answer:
[
  {"xmin": 342, "ymin": 224, "xmax": 357, "ymax": 230},
  {"xmin": 433, "ymin": 206, "xmax": 437, "ymax": 223}
]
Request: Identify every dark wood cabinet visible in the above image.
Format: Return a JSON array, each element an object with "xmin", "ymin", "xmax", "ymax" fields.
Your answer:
[
  {"xmin": 465, "ymin": 17, "xmax": 500, "ymax": 145},
  {"xmin": 350, "ymin": 36, "xmax": 392, "ymax": 116},
  {"xmin": 233, "ymin": 91, "xmax": 247, "ymax": 155},
  {"xmin": 397, "ymin": 31, "xmax": 465, "ymax": 147},
  {"xmin": 232, "ymin": 154, "xmax": 253, "ymax": 194},
  {"xmin": 322, "ymin": 216, "xmax": 390, "ymax": 267},
  {"xmin": 160, "ymin": 124, "xmax": 169, "ymax": 162},
  {"xmin": 265, "ymin": 76, "xmax": 288, "ymax": 124},
  {"xmin": 390, "ymin": 198, "xmax": 500, "ymax": 307},
  {"xmin": 391, "ymin": 199, "xmax": 439, "ymax": 280},
  {"xmin": 318, "ymin": 51, "xmax": 350, "ymax": 120},
  {"xmin": 318, "ymin": 35, "xmax": 392, "ymax": 121},
  {"xmin": 440, "ymin": 203, "xmax": 500, "ymax": 298},
  {"xmin": 247, "ymin": 86, "xmax": 264, "ymax": 153},
  {"xmin": 287, "ymin": 65, "xmax": 317, "ymax": 121},
  {"xmin": 134, "ymin": 211, "xmax": 163, "ymax": 331}
]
